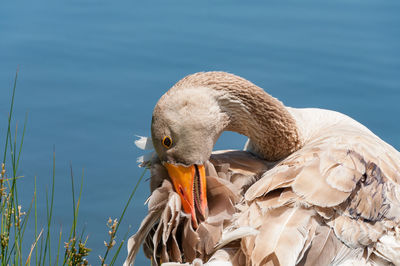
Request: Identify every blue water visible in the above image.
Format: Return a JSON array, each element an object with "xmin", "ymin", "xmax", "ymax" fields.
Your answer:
[{"xmin": 1, "ymin": 1, "xmax": 399, "ymax": 264}]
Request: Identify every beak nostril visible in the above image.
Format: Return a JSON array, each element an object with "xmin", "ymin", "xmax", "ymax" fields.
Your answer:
[{"xmin": 178, "ymin": 185, "xmax": 185, "ymax": 196}]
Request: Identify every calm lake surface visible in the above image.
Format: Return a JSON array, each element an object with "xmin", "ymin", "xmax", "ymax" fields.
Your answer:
[{"xmin": 1, "ymin": 1, "xmax": 400, "ymax": 264}]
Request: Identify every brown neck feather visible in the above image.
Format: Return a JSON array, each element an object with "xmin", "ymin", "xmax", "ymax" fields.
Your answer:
[{"xmin": 171, "ymin": 72, "xmax": 303, "ymax": 161}]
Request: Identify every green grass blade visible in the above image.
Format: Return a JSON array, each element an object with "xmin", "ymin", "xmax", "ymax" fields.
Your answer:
[
  {"xmin": 70, "ymin": 163, "xmax": 76, "ymax": 238},
  {"xmin": 34, "ymin": 176, "xmax": 38, "ymax": 266},
  {"xmin": 2, "ymin": 69, "xmax": 18, "ymax": 165},
  {"xmin": 43, "ymin": 147, "xmax": 56, "ymax": 265},
  {"xmin": 55, "ymin": 225, "xmax": 62, "ymax": 266},
  {"xmin": 16, "ymin": 113, "xmax": 28, "ymax": 172},
  {"xmin": 77, "ymin": 169, "xmax": 84, "ymax": 223},
  {"xmin": 20, "ymin": 197, "xmax": 33, "ymax": 265},
  {"xmin": 101, "ymin": 168, "xmax": 147, "ymax": 265},
  {"xmin": 110, "ymin": 225, "xmax": 131, "ymax": 266},
  {"xmin": 21, "ymin": 198, "xmax": 33, "ymax": 242},
  {"xmin": 43, "ymin": 187, "xmax": 49, "ymax": 266},
  {"xmin": 63, "ymin": 164, "xmax": 77, "ymax": 266}
]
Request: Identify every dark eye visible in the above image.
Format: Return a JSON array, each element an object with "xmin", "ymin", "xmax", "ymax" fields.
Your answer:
[{"xmin": 162, "ymin": 136, "xmax": 172, "ymax": 149}]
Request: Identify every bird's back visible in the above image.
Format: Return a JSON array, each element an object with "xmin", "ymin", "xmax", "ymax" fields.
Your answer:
[{"xmin": 241, "ymin": 107, "xmax": 400, "ymax": 265}]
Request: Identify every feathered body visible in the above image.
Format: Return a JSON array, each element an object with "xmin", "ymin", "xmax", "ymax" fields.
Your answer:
[{"xmin": 126, "ymin": 72, "xmax": 400, "ymax": 266}]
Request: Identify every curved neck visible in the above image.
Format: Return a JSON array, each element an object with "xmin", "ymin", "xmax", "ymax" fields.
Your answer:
[{"xmin": 172, "ymin": 72, "xmax": 303, "ymax": 161}]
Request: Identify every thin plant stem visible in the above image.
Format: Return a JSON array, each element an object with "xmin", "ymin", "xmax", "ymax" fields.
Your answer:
[
  {"xmin": 2, "ymin": 68, "xmax": 18, "ymax": 165},
  {"xmin": 16, "ymin": 113, "xmax": 28, "ymax": 172},
  {"xmin": 34, "ymin": 176, "xmax": 38, "ymax": 266},
  {"xmin": 70, "ymin": 163, "xmax": 76, "ymax": 238},
  {"xmin": 55, "ymin": 225, "xmax": 62, "ymax": 266},
  {"xmin": 101, "ymin": 168, "xmax": 147, "ymax": 265},
  {"xmin": 110, "ymin": 225, "xmax": 131, "ymax": 266},
  {"xmin": 43, "ymin": 147, "xmax": 56, "ymax": 265}
]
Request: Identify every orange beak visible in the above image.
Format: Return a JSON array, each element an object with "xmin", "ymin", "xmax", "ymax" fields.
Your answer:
[{"xmin": 164, "ymin": 163, "xmax": 208, "ymax": 228}]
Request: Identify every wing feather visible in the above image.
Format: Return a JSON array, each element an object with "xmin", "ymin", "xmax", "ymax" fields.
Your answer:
[{"xmin": 250, "ymin": 206, "xmax": 315, "ymax": 266}]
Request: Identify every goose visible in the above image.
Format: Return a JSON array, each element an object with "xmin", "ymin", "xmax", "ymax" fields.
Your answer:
[{"xmin": 125, "ymin": 72, "xmax": 400, "ymax": 266}]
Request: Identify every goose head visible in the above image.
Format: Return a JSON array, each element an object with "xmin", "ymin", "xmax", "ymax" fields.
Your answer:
[
  {"xmin": 151, "ymin": 72, "xmax": 302, "ymax": 228},
  {"xmin": 151, "ymin": 87, "xmax": 227, "ymax": 228}
]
